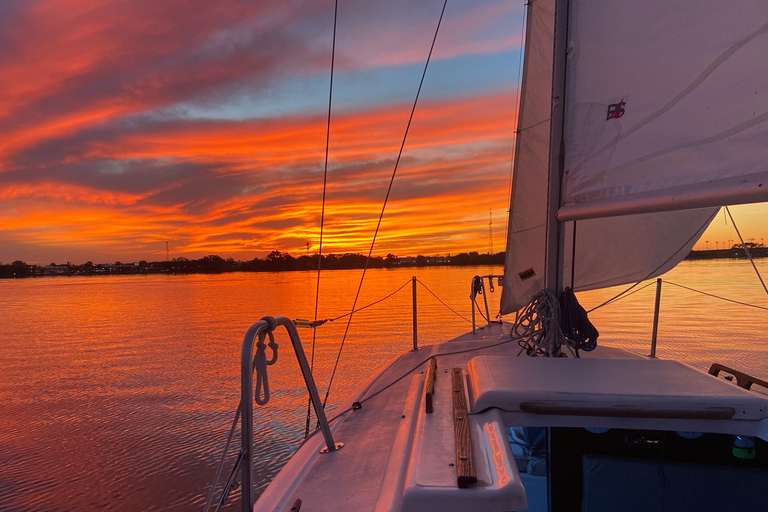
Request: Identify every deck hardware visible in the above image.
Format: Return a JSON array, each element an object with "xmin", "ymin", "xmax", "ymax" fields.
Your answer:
[
  {"xmin": 294, "ymin": 318, "xmax": 328, "ymax": 328},
  {"xmin": 412, "ymin": 276, "xmax": 418, "ymax": 351},
  {"xmin": 289, "ymin": 499, "xmax": 302, "ymax": 512},
  {"xmin": 709, "ymin": 363, "xmax": 768, "ymax": 392},
  {"xmin": 352, "ymin": 401, "xmax": 362, "ymax": 410},
  {"xmin": 240, "ymin": 316, "xmax": 341, "ymax": 511},
  {"xmin": 650, "ymin": 278, "xmax": 662, "ymax": 357},
  {"xmin": 451, "ymin": 368, "xmax": 477, "ymax": 488},
  {"xmin": 320, "ymin": 442, "xmax": 345, "ymax": 454},
  {"xmin": 470, "ymin": 274, "xmax": 503, "ymax": 333},
  {"xmin": 425, "ymin": 358, "xmax": 437, "ymax": 413},
  {"xmin": 520, "ymin": 401, "xmax": 735, "ymax": 419}
]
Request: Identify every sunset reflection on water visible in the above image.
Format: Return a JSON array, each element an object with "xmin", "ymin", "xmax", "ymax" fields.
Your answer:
[{"xmin": 0, "ymin": 260, "xmax": 766, "ymax": 511}]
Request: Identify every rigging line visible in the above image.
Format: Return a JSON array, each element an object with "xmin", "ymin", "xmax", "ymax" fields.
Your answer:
[
  {"xmin": 306, "ymin": 0, "xmax": 339, "ymax": 440},
  {"xmin": 587, "ymin": 208, "xmax": 720, "ymax": 313},
  {"xmin": 587, "ymin": 280, "xmax": 649, "ymax": 313},
  {"xmin": 507, "ymin": 0, "xmax": 529, "ymax": 207},
  {"xmin": 725, "ymin": 206, "xmax": 768, "ymax": 297},
  {"xmin": 203, "ymin": 402, "xmax": 242, "ymax": 512},
  {"xmin": 474, "ymin": 296, "xmax": 490, "ymax": 323},
  {"xmin": 321, "ymin": 0, "xmax": 449, "ymax": 409},
  {"xmin": 586, "ymin": 281, "xmax": 656, "ymax": 312},
  {"xmin": 570, "ymin": 221, "xmax": 577, "ymax": 290},
  {"xmin": 664, "ymin": 281, "xmax": 768, "ymax": 311},
  {"xmin": 416, "ymin": 279, "xmax": 472, "ymax": 324}
]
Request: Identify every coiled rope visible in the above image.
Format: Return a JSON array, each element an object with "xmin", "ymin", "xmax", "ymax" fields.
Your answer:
[{"xmin": 511, "ymin": 289, "xmax": 578, "ymax": 357}]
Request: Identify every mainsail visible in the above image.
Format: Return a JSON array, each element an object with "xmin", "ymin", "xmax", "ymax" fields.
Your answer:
[
  {"xmin": 500, "ymin": 0, "xmax": 720, "ymax": 314},
  {"xmin": 559, "ymin": 0, "xmax": 768, "ymax": 220}
]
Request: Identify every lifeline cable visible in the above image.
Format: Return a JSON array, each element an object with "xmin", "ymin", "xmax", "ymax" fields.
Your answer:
[
  {"xmin": 416, "ymin": 279, "xmax": 473, "ymax": 324},
  {"xmin": 665, "ymin": 281, "xmax": 768, "ymax": 311},
  {"xmin": 326, "ymin": 279, "xmax": 412, "ymax": 322},
  {"xmin": 321, "ymin": 0, "xmax": 449, "ymax": 409}
]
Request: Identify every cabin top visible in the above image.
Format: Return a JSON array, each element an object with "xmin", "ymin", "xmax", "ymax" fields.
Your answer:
[{"xmin": 466, "ymin": 356, "xmax": 768, "ymax": 421}]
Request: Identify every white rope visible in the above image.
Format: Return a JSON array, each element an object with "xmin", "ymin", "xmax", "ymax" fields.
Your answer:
[
  {"xmin": 254, "ymin": 332, "xmax": 278, "ymax": 406},
  {"xmin": 511, "ymin": 289, "xmax": 577, "ymax": 357}
]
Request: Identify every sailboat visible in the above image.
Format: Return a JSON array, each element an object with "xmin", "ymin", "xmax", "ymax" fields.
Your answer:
[{"xmin": 218, "ymin": 0, "xmax": 768, "ymax": 510}]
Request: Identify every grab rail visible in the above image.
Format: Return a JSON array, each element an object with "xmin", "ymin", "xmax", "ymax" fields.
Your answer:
[
  {"xmin": 708, "ymin": 363, "xmax": 768, "ymax": 392},
  {"xmin": 240, "ymin": 316, "xmax": 341, "ymax": 511},
  {"xmin": 470, "ymin": 275, "xmax": 503, "ymax": 333}
]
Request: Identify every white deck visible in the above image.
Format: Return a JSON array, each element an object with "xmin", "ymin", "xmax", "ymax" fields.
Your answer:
[{"xmin": 253, "ymin": 324, "xmax": 768, "ymax": 512}]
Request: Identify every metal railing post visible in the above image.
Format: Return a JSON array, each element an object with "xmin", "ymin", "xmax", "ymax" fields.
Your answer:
[
  {"xmin": 470, "ymin": 276, "xmax": 478, "ymax": 333},
  {"xmin": 650, "ymin": 278, "xmax": 662, "ymax": 358},
  {"xmin": 482, "ymin": 278, "xmax": 492, "ymax": 327},
  {"xmin": 412, "ymin": 276, "xmax": 418, "ymax": 351},
  {"xmin": 240, "ymin": 316, "xmax": 341, "ymax": 511}
]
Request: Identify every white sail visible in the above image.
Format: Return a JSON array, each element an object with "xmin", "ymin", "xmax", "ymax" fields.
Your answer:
[
  {"xmin": 500, "ymin": 0, "xmax": 718, "ymax": 315},
  {"xmin": 560, "ymin": 0, "xmax": 768, "ymax": 220},
  {"xmin": 500, "ymin": 0, "xmax": 554, "ymax": 315}
]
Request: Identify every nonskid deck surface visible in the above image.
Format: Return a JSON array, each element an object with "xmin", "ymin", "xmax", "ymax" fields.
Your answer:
[{"xmin": 253, "ymin": 323, "xmax": 642, "ymax": 512}]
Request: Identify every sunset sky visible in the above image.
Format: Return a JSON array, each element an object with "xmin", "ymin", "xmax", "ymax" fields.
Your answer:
[{"xmin": 1, "ymin": 0, "xmax": 765, "ymax": 265}]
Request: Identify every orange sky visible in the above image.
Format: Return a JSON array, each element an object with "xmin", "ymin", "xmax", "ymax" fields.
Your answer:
[{"xmin": 0, "ymin": 0, "xmax": 764, "ymax": 264}]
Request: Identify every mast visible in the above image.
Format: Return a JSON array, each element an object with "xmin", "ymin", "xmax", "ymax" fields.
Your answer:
[{"xmin": 543, "ymin": 0, "xmax": 569, "ymax": 295}]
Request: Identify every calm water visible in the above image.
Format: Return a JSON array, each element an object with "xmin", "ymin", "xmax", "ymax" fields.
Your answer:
[{"xmin": 1, "ymin": 262, "xmax": 766, "ymax": 511}]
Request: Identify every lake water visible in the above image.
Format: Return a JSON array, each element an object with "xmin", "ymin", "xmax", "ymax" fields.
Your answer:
[{"xmin": 1, "ymin": 261, "xmax": 766, "ymax": 511}]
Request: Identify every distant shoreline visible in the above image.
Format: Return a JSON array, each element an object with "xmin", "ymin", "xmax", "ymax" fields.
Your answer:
[
  {"xmin": 1, "ymin": 248, "xmax": 764, "ymax": 279},
  {"xmin": 0, "ymin": 251, "xmax": 504, "ymax": 278},
  {"xmin": 685, "ymin": 247, "xmax": 768, "ymax": 260}
]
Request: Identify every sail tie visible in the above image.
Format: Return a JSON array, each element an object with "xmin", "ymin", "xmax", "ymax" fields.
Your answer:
[{"xmin": 560, "ymin": 287, "xmax": 599, "ymax": 352}]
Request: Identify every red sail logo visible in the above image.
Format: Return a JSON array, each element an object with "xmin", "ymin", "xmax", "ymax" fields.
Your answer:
[{"xmin": 606, "ymin": 99, "xmax": 625, "ymax": 120}]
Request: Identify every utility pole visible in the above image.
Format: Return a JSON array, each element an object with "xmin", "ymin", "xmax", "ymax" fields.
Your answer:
[
  {"xmin": 306, "ymin": 242, "xmax": 310, "ymax": 257},
  {"xmin": 166, "ymin": 241, "xmax": 170, "ymax": 262},
  {"xmin": 488, "ymin": 209, "xmax": 493, "ymax": 255}
]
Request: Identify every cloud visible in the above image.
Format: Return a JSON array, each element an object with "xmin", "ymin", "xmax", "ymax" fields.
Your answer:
[
  {"xmin": 0, "ymin": 88, "xmax": 517, "ymax": 262},
  {"xmin": 0, "ymin": 0, "xmax": 526, "ymax": 263}
]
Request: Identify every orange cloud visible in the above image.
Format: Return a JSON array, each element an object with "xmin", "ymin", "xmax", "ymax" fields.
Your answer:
[{"xmin": 0, "ymin": 88, "xmax": 516, "ymax": 262}]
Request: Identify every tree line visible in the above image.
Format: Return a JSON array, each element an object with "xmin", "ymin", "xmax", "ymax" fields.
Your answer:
[{"xmin": 0, "ymin": 251, "xmax": 506, "ymax": 278}]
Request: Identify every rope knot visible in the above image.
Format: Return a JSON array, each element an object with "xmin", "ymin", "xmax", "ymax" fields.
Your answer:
[
  {"xmin": 254, "ymin": 329, "xmax": 279, "ymax": 406},
  {"xmin": 260, "ymin": 315, "xmax": 277, "ymax": 333}
]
